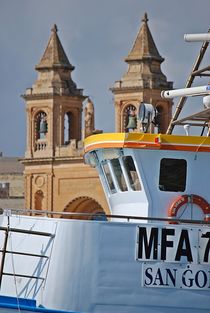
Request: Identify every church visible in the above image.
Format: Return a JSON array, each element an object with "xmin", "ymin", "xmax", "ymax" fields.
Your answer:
[{"xmin": 0, "ymin": 14, "xmax": 173, "ymax": 217}]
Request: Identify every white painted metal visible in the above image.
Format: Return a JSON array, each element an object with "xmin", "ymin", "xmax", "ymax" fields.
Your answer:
[
  {"xmin": 138, "ymin": 103, "xmax": 156, "ymax": 123},
  {"xmin": 94, "ymin": 147, "xmax": 210, "ymax": 222},
  {"xmin": 203, "ymin": 95, "xmax": 210, "ymax": 108},
  {"xmin": 161, "ymin": 85, "xmax": 210, "ymax": 98},
  {"xmin": 0, "ymin": 214, "xmax": 209, "ymax": 313},
  {"xmin": 184, "ymin": 33, "xmax": 210, "ymax": 42}
]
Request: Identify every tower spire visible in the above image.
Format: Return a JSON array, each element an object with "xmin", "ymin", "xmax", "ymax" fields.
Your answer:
[
  {"xmin": 51, "ymin": 24, "xmax": 58, "ymax": 33},
  {"xmin": 36, "ymin": 24, "xmax": 74, "ymax": 70},
  {"xmin": 22, "ymin": 24, "xmax": 85, "ymax": 97},
  {"xmin": 125, "ymin": 12, "xmax": 163, "ymax": 63},
  {"xmin": 142, "ymin": 12, "xmax": 148, "ymax": 23},
  {"xmin": 111, "ymin": 14, "xmax": 173, "ymax": 134}
]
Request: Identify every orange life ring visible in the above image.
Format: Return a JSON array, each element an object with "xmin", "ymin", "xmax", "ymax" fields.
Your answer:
[{"xmin": 168, "ymin": 194, "xmax": 210, "ymax": 222}]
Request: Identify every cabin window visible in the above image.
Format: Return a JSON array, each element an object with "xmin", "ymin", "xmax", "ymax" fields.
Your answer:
[
  {"xmin": 101, "ymin": 156, "xmax": 141, "ymax": 193},
  {"xmin": 122, "ymin": 156, "xmax": 141, "ymax": 191},
  {"xmin": 110, "ymin": 159, "xmax": 128, "ymax": 191},
  {"xmin": 101, "ymin": 162, "xmax": 116, "ymax": 193},
  {"xmin": 159, "ymin": 158, "xmax": 187, "ymax": 192}
]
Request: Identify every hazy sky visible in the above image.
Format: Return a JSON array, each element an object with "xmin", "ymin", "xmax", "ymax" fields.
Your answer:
[{"xmin": 0, "ymin": 0, "xmax": 210, "ymax": 156}]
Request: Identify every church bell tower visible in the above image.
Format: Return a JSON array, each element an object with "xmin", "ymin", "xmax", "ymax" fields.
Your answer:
[
  {"xmin": 24, "ymin": 24, "xmax": 85, "ymax": 159},
  {"xmin": 21, "ymin": 25, "xmax": 108, "ymax": 215},
  {"xmin": 111, "ymin": 13, "xmax": 173, "ymax": 133}
]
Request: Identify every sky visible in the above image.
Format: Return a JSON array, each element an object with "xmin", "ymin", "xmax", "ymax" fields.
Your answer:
[{"xmin": 0, "ymin": 0, "xmax": 210, "ymax": 156}]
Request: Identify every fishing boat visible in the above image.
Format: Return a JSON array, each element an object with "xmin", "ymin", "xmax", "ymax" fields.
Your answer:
[{"xmin": 1, "ymin": 32, "xmax": 210, "ymax": 313}]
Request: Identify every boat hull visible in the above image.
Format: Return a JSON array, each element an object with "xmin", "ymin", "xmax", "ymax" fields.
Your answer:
[{"xmin": 0, "ymin": 214, "xmax": 209, "ymax": 312}]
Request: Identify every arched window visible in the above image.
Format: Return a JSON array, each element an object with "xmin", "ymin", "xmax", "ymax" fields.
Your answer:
[
  {"xmin": 64, "ymin": 112, "xmax": 73, "ymax": 144},
  {"xmin": 35, "ymin": 111, "xmax": 48, "ymax": 140},
  {"xmin": 63, "ymin": 196, "xmax": 107, "ymax": 220},
  {"xmin": 123, "ymin": 104, "xmax": 137, "ymax": 132},
  {"xmin": 34, "ymin": 190, "xmax": 44, "ymax": 211}
]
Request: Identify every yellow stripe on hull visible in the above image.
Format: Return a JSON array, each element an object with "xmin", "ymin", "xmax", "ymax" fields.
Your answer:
[{"xmin": 84, "ymin": 133, "xmax": 210, "ymax": 153}]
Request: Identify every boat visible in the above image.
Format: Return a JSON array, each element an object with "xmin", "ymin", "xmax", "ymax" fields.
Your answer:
[{"xmin": 1, "ymin": 31, "xmax": 210, "ymax": 312}]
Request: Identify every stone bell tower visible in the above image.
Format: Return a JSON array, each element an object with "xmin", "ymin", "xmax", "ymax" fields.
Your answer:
[
  {"xmin": 22, "ymin": 25, "xmax": 108, "ymax": 215},
  {"xmin": 24, "ymin": 24, "xmax": 85, "ymax": 159},
  {"xmin": 111, "ymin": 13, "xmax": 173, "ymax": 133}
]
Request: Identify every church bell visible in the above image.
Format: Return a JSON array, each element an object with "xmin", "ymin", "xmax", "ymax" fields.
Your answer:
[
  {"xmin": 39, "ymin": 119, "xmax": 48, "ymax": 134},
  {"xmin": 126, "ymin": 115, "xmax": 137, "ymax": 130}
]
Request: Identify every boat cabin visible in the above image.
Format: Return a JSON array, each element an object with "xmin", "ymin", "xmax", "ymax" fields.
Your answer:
[{"xmin": 84, "ymin": 132, "xmax": 210, "ymax": 222}]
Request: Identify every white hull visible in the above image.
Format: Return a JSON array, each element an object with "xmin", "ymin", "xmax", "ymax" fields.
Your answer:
[{"xmin": 0, "ymin": 214, "xmax": 209, "ymax": 313}]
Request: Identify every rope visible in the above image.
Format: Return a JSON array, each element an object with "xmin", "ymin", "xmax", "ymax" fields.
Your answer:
[
  {"xmin": 9, "ymin": 232, "xmax": 21, "ymax": 313},
  {"xmin": 194, "ymin": 136, "xmax": 210, "ymax": 160}
]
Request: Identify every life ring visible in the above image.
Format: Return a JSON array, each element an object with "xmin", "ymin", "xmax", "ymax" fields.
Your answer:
[{"xmin": 168, "ymin": 194, "xmax": 210, "ymax": 223}]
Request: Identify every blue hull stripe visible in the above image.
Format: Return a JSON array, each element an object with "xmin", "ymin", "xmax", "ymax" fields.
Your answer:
[{"xmin": 0, "ymin": 296, "xmax": 80, "ymax": 313}]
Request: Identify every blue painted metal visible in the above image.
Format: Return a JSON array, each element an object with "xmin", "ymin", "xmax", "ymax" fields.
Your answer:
[{"xmin": 0, "ymin": 295, "xmax": 79, "ymax": 313}]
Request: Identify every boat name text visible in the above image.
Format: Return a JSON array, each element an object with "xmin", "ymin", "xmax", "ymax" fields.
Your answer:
[
  {"xmin": 137, "ymin": 226, "xmax": 210, "ymax": 264},
  {"xmin": 142, "ymin": 263, "xmax": 210, "ymax": 290}
]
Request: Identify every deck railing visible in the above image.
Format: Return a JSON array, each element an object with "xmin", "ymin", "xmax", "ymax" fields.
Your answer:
[{"xmin": 1, "ymin": 208, "xmax": 210, "ymax": 225}]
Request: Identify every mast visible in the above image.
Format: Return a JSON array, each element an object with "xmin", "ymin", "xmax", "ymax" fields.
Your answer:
[{"xmin": 166, "ymin": 30, "xmax": 210, "ymax": 134}]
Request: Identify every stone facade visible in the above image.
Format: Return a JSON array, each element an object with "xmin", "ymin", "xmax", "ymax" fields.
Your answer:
[{"xmin": 22, "ymin": 25, "xmax": 109, "ymax": 218}]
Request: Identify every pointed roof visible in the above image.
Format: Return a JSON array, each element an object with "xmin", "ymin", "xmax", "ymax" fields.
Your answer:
[
  {"xmin": 125, "ymin": 13, "xmax": 163, "ymax": 63},
  {"xmin": 36, "ymin": 24, "xmax": 74, "ymax": 70}
]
